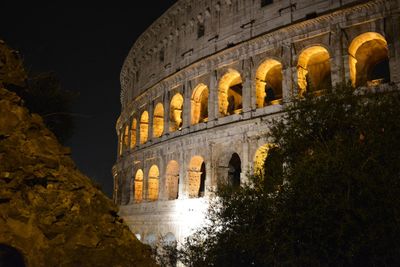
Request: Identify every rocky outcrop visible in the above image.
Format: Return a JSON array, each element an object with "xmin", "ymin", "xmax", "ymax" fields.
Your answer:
[{"xmin": 0, "ymin": 87, "xmax": 157, "ymax": 266}]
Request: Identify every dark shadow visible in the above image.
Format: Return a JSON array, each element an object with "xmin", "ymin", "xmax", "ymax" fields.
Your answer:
[{"xmin": 0, "ymin": 244, "xmax": 25, "ymax": 267}]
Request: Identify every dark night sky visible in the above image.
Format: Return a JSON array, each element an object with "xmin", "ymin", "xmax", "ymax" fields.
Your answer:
[{"xmin": 1, "ymin": 2, "xmax": 177, "ymax": 197}]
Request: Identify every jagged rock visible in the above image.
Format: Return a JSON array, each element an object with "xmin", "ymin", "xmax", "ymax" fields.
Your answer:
[{"xmin": 0, "ymin": 87, "xmax": 157, "ymax": 266}]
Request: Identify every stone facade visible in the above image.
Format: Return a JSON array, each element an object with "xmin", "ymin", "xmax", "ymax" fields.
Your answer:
[{"xmin": 114, "ymin": 0, "xmax": 400, "ymax": 245}]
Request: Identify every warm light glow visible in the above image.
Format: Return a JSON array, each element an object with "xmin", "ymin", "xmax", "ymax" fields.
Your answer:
[
  {"xmin": 134, "ymin": 169, "xmax": 143, "ymax": 203},
  {"xmin": 170, "ymin": 93, "xmax": 184, "ymax": 132},
  {"xmin": 130, "ymin": 118, "xmax": 137, "ymax": 149},
  {"xmin": 153, "ymin": 103, "xmax": 164, "ymax": 138},
  {"xmin": 253, "ymin": 144, "xmax": 275, "ymax": 175},
  {"xmin": 188, "ymin": 156, "xmax": 206, "ymax": 198},
  {"xmin": 148, "ymin": 165, "xmax": 159, "ymax": 201},
  {"xmin": 256, "ymin": 59, "xmax": 283, "ymax": 108},
  {"xmin": 123, "ymin": 125, "xmax": 129, "ymax": 149},
  {"xmin": 166, "ymin": 160, "xmax": 180, "ymax": 200},
  {"xmin": 348, "ymin": 32, "xmax": 389, "ymax": 87},
  {"xmin": 191, "ymin": 83, "xmax": 209, "ymax": 125},
  {"xmin": 218, "ymin": 69, "xmax": 243, "ymax": 116},
  {"xmin": 118, "ymin": 130, "xmax": 123, "ymax": 156},
  {"xmin": 297, "ymin": 46, "xmax": 331, "ymax": 94},
  {"xmin": 140, "ymin": 111, "xmax": 149, "ymax": 144}
]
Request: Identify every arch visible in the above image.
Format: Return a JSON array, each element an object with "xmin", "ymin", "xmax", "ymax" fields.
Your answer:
[
  {"xmin": 166, "ymin": 160, "xmax": 180, "ymax": 200},
  {"xmin": 144, "ymin": 233, "xmax": 157, "ymax": 247},
  {"xmin": 297, "ymin": 46, "xmax": 332, "ymax": 94},
  {"xmin": 218, "ymin": 69, "xmax": 243, "ymax": 116},
  {"xmin": 188, "ymin": 156, "xmax": 206, "ymax": 198},
  {"xmin": 148, "ymin": 165, "xmax": 159, "ymax": 201},
  {"xmin": 139, "ymin": 111, "xmax": 149, "ymax": 144},
  {"xmin": 163, "ymin": 232, "xmax": 177, "ymax": 247},
  {"xmin": 153, "ymin": 102, "xmax": 164, "ymax": 138},
  {"xmin": 348, "ymin": 32, "xmax": 389, "ymax": 87},
  {"xmin": 191, "ymin": 83, "xmax": 209, "ymax": 125},
  {"xmin": 118, "ymin": 130, "xmax": 123, "ymax": 156},
  {"xmin": 170, "ymin": 93, "xmax": 184, "ymax": 132},
  {"xmin": 228, "ymin": 153, "xmax": 241, "ymax": 187},
  {"xmin": 134, "ymin": 169, "xmax": 144, "ymax": 203},
  {"xmin": 256, "ymin": 59, "xmax": 283, "ymax": 107},
  {"xmin": 253, "ymin": 144, "xmax": 276, "ymax": 175},
  {"xmin": 0, "ymin": 244, "xmax": 26, "ymax": 267},
  {"xmin": 123, "ymin": 124, "xmax": 129, "ymax": 150},
  {"xmin": 130, "ymin": 118, "xmax": 137, "ymax": 149}
]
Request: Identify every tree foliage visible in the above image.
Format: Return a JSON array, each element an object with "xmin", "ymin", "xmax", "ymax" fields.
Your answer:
[
  {"xmin": 0, "ymin": 41, "xmax": 77, "ymax": 144},
  {"xmin": 174, "ymin": 84, "xmax": 400, "ymax": 267}
]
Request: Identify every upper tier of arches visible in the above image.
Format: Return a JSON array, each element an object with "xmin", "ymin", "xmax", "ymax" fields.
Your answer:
[{"xmin": 118, "ymin": 31, "xmax": 391, "ymax": 156}]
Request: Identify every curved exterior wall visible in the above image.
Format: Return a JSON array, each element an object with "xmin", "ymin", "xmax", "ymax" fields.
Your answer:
[{"xmin": 114, "ymin": 0, "xmax": 400, "ymax": 245}]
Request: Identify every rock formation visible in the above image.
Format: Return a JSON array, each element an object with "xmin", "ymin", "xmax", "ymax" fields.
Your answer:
[{"xmin": 0, "ymin": 87, "xmax": 157, "ymax": 266}]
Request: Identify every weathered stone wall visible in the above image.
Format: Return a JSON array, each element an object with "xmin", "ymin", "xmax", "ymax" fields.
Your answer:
[
  {"xmin": 0, "ymin": 88, "xmax": 156, "ymax": 267},
  {"xmin": 115, "ymin": 0, "xmax": 400, "ymax": 245}
]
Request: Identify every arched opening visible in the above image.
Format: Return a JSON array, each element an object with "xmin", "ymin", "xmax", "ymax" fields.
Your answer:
[
  {"xmin": 140, "ymin": 111, "xmax": 149, "ymax": 144},
  {"xmin": 297, "ymin": 46, "xmax": 332, "ymax": 94},
  {"xmin": 254, "ymin": 144, "xmax": 284, "ymax": 192},
  {"xmin": 170, "ymin": 93, "xmax": 184, "ymax": 132},
  {"xmin": 166, "ymin": 160, "xmax": 180, "ymax": 200},
  {"xmin": 123, "ymin": 124, "xmax": 129, "ymax": 150},
  {"xmin": 219, "ymin": 69, "xmax": 243, "ymax": 116},
  {"xmin": 348, "ymin": 32, "xmax": 390, "ymax": 87},
  {"xmin": 118, "ymin": 130, "xmax": 123, "ymax": 156},
  {"xmin": 0, "ymin": 244, "xmax": 26, "ymax": 267},
  {"xmin": 188, "ymin": 156, "xmax": 206, "ymax": 198},
  {"xmin": 253, "ymin": 144, "xmax": 272, "ymax": 175},
  {"xmin": 134, "ymin": 169, "xmax": 143, "ymax": 203},
  {"xmin": 228, "ymin": 153, "xmax": 241, "ymax": 187},
  {"xmin": 130, "ymin": 118, "xmax": 137, "ymax": 149},
  {"xmin": 153, "ymin": 103, "xmax": 164, "ymax": 138},
  {"xmin": 144, "ymin": 233, "xmax": 157, "ymax": 247},
  {"xmin": 191, "ymin": 83, "xmax": 209, "ymax": 125},
  {"xmin": 256, "ymin": 59, "xmax": 283, "ymax": 107},
  {"xmin": 163, "ymin": 232, "xmax": 177, "ymax": 247},
  {"xmin": 148, "ymin": 165, "xmax": 159, "ymax": 201}
]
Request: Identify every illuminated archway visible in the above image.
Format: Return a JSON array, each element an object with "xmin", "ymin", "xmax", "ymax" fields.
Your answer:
[
  {"xmin": 188, "ymin": 156, "xmax": 206, "ymax": 198},
  {"xmin": 148, "ymin": 165, "xmax": 159, "ymax": 201},
  {"xmin": 166, "ymin": 160, "xmax": 180, "ymax": 200},
  {"xmin": 153, "ymin": 103, "xmax": 164, "ymax": 138},
  {"xmin": 139, "ymin": 111, "xmax": 149, "ymax": 144},
  {"xmin": 134, "ymin": 169, "xmax": 143, "ymax": 203},
  {"xmin": 297, "ymin": 46, "xmax": 332, "ymax": 94},
  {"xmin": 219, "ymin": 69, "xmax": 243, "ymax": 116},
  {"xmin": 123, "ymin": 124, "xmax": 129, "ymax": 150},
  {"xmin": 118, "ymin": 130, "xmax": 123, "ymax": 156},
  {"xmin": 170, "ymin": 93, "xmax": 184, "ymax": 132},
  {"xmin": 228, "ymin": 153, "xmax": 241, "ymax": 187},
  {"xmin": 130, "ymin": 118, "xmax": 137, "ymax": 149},
  {"xmin": 191, "ymin": 83, "xmax": 209, "ymax": 125},
  {"xmin": 253, "ymin": 144, "xmax": 276, "ymax": 175},
  {"xmin": 348, "ymin": 32, "xmax": 389, "ymax": 87},
  {"xmin": 256, "ymin": 59, "xmax": 283, "ymax": 107}
]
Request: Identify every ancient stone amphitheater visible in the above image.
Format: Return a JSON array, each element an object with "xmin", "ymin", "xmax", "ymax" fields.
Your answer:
[{"xmin": 113, "ymin": 0, "xmax": 400, "ymax": 246}]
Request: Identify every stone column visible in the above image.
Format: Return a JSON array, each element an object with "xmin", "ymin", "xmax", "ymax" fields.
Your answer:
[
  {"xmin": 330, "ymin": 25, "xmax": 344, "ymax": 87},
  {"xmin": 163, "ymin": 88, "xmax": 170, "ymax": 135},
  {"xmin": 148, "ymin": 101, "xmax": 154, "ymax": 140},
  {"xmin": 241, "ymin": 59, "xmax": 252, "ymax": 114},
  {"xmin": 182, "ymin": 82, "xmax": 191, "ymax": 129},
  {"xmin": 281, "ymin": 43, "xmax": 294, "ymax": 101},
  {"xmin": 209, "ymin": 70, "xmax": 219, "ymax": 120}
]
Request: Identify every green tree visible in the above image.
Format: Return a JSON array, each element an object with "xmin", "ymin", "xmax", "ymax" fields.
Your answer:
[{"xmin": 175, "ymin": 84, "xmax": 400, "ymax": 267}]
